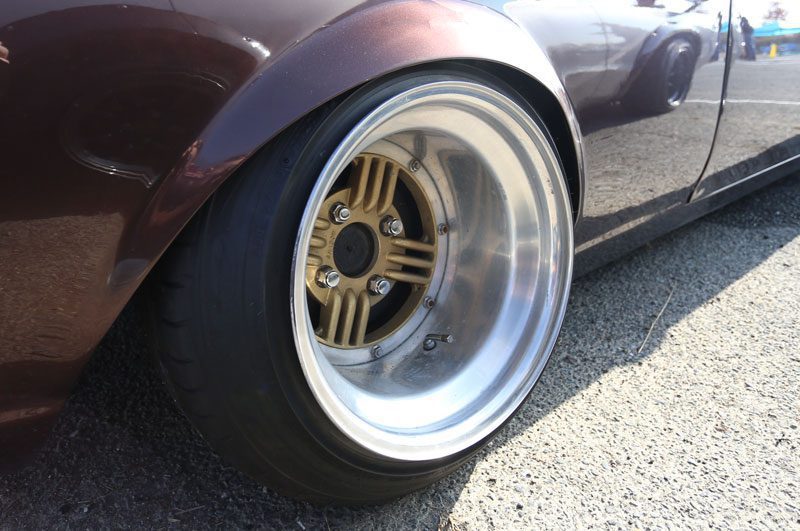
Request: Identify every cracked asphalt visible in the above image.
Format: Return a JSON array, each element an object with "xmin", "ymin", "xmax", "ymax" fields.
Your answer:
[{"xmin": 1, "ymin": 174, "xmax": 799, "ymax": 529}]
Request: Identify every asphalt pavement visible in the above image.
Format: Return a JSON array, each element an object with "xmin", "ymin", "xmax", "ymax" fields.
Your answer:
[{"xmin": 1, "ymin": 173, "xmax": 799, "ymax": 529}]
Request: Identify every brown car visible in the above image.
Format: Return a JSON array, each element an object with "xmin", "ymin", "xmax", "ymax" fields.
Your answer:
[{"xmin": 1, "ymin": 0, "xmax": 797, "ymax": 503}]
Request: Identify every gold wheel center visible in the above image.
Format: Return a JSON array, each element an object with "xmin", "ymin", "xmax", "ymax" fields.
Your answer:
[{"xmin": 305, "ymin": 153, "xmax": 438, "ymax": 348}]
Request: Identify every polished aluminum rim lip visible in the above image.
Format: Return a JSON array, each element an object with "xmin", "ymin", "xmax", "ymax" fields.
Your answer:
[{"xmin": 291, "ymin": 81, "xmax": 574, "ymax": 461}]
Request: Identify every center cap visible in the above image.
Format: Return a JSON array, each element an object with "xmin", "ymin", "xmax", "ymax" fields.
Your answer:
[{"xmin": 334, "ymin": 222, "xmax": 376, "ymax": 278}]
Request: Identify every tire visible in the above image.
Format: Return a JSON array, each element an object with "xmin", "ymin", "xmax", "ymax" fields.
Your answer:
[
  {"xmin": 154, "ymin": 66, "xmax": 574, "ymax": 504},
  {"xmin": 630, "ymin": 38, "xmax": 697, "ymax": 115}
]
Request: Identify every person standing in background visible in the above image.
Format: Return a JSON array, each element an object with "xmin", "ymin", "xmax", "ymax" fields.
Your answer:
[
  {"xmin": 741, "ymin": 17, "xmax": 756, "ymax": 60},
  {"xmin": 711, "ymin": 11, "xmax": 724, "ymax": 61}
]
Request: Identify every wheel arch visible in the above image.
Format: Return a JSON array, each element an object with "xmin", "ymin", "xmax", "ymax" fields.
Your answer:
[{"xmin": 123, "ymin": 0, "xmax": 585, "ymax": 290}]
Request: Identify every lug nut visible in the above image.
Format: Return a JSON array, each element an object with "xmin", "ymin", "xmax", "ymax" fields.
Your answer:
[
  {"xmin": 380, "ymin": 216, "xmax": 403, "ymax": 237},
  {"xmin": 330, "ymin": 203, "xmax": 351, "ymax": 224},
  {"xmin": 368, "ymin": 275, "xmax": 391, "ymax": 296},
  {"xmin": 315, "ymin": 266, "xmax": 340, "ymax": 289}
]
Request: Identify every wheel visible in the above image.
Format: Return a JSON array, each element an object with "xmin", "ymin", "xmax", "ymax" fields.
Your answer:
[
  {"xmin": 154, "ymin": 66, "xmax": 574, "ymax": 504},
  {"xmin": 630, "ymin": 38, "xmax": 697, "ymax": 114}
]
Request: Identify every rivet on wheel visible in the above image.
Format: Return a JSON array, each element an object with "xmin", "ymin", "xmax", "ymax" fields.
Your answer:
[
  {"xmin": 371, "ymin": 345, "xmax": 384, "ymax": 359},
  {"xmin": 380, "ymin": 216, "xmax": 403, "ymax": 237},
  {"xmin": 368, "ymin": 275, "xmax": 391, "ymax": 296},
  {"xmin": 315, "ymin": 266, "xmax": 340, "ymax": 289},
  {"xmin": 330, "ymin": 202, "xmax": 351, "ymax": 224},
  {"xmin": 423, "ymin": 296, "xmax": 435, "ymax": 309},
  {"xmin": 409, "ymin": 159, "xmax": 421, "ymax": 172},
  {"xmin": 437, "ymin": 223, "xmax": 449, "ymax": 235}
]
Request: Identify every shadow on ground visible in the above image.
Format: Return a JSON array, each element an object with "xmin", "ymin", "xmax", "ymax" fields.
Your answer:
[{"xmin": 1, "ymin": 175, "xmax": 798, "ymax": 529}]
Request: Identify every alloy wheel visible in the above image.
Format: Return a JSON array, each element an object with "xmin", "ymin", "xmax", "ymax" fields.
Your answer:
[{"xmin": 292, "ymin": 81, "xmax": 573, "ymax": 461}]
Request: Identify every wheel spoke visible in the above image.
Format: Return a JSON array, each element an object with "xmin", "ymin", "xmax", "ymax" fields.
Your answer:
[
  {"xmin": 364, "ymin": 157, "xmax": 385, "ymax": 212},
  {"xmin": 352, "ymin": 291, "xmax": 371, "ymax": 345},
  {"xmin": 318, "ymin": 289, "xmax": 342, "ymax": 343},
  {"xmin": 377, "ymin": 163, "xmax": 399, "ymax": 215},
  {"xmin": 349, "ymin": 156, "xmax": 371, "ymax": 209},
  {"xmin": 393, "ymin": 238, "xmax": 435, "ymax": 253},
  {"xmin": 384, "ymin": 269, "xmax": 430, "ymax": 285},
  {"xmin": 310, "ymin": 235, "xmax": 326, "ymax": 249},
  {"xmin": 387, "ymin": 252, "xmax": 434, "ymax": 269},
  {"xmin": 318, "ymin": 289, "xmax": 371, "ymax": 347},
  {"xmin": 335, "ymin": 289, "xmax": 358, "ymax": 345},
  {"xmin": 349, "ymin": 155, "xmax": 400, "ymax": 214},
  {"xmin": 384, "ymin": 236, "xmax": 436, "ymax": 286}
]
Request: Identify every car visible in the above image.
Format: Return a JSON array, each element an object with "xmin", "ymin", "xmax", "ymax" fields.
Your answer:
[{"xmin": 1, "ymin": 0, "xmax": 797, "ymax": 504}]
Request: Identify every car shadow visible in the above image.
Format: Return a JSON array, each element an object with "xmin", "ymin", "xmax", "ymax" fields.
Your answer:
[{"xmin": 1, "ymin": 175, "xmax": 798, "ymax": 529}]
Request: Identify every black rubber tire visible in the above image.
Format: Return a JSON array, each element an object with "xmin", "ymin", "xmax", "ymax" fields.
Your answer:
[
  {"xmin": 153, "ymin": 65, "xmax": 558, "ymax": 504},
  {"xmin": 630, "ymin": 38, "xmax": 697, "ymax": 115}
]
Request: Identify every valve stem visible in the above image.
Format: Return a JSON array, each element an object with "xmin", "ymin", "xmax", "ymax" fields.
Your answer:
[{"xmin": 423, "ymin": 333, "xmax": 454, "ymax": 351}]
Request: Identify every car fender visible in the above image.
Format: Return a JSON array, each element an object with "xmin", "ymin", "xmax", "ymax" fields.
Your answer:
[{"xmin": 117, "ymin": 0, "xmax": 586, "ymax": 288}]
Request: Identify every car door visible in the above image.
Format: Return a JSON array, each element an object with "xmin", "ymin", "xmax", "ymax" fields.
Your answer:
[
  {"xmin": 692, "ymin": 0, "xmax": 800, "ymax": 200},
  {"xmin": 578, "ymin": 0, "xmax": 730, "ymax": 250},
  {"xmin": 510, "ymin": 0, "xmax": 730, "ymax": 250}
]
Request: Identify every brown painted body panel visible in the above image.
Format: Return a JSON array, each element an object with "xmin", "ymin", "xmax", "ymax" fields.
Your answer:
[
  {"xmin": 693, "ymin": 0, "xmax": 800, "ymax": 199},
  {"xmin": 0, "ymin": 0, "xmax": 797, "ymax": 462}
]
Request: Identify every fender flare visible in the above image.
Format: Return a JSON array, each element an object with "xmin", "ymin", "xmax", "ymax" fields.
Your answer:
[{"xmin": 115, "ymin": 0, "xmax": 586, "ymax": 285}]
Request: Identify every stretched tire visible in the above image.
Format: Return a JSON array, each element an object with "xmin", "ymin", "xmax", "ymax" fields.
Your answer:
[{"xmin": 154, "ymin": 66, "xmax": 574, "ymax": 504}]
